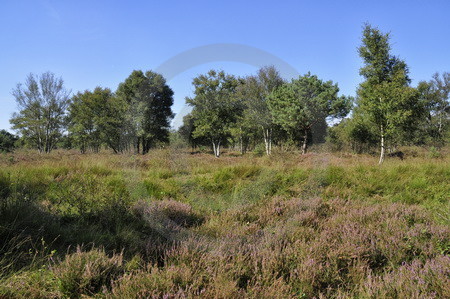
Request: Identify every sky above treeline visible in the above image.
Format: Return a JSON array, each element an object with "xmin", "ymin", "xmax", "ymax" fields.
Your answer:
[{"xmin": 1, "ymin": 0, "xmax": 449, "ymax": 131}]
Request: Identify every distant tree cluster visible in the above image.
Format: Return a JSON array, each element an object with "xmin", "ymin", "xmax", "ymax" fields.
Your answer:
[
  {"xmin": 7, "ymin": 24, "xmax": 449, "ymax": 163},
  {"xmin": 0, "ymin": 130, "xmax": 17, "ymax": 153},
  {"xmin": 10, "ymin": 70, "xmax": 174, "ymax": 154},
  {"xmin": 180, "ymin": 68, "xmax": 352, "ymax": 157},
  {"xmin": 327, "ymin": 24, "xmax": 449, "ymax": 163}
]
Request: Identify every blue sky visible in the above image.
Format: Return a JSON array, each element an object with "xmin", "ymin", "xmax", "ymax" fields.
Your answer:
[{"xmin": 1, "ymin": 0, "xmax": 449, "ymax": 131}]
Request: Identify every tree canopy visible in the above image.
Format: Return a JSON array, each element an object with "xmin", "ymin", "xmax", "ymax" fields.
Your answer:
[
  {"xmin": 6, "ymin": 24, "xmax": 449, "ymax": 160},
  {"xmin": 356, "ymin": 24, "xmax": 423, "ymax": 164},
  {"xmin": 269, "ymin": 73, "xmax": 351, "ymax": 154},
  {"xmin": 68, "ymin": 87, "xmax": 126, "ymax": 153},
  {"xmin": 10, "ymin": 72, "xmax": 71, "ymax": 153},
  {"xmin": 186, "ymin": 70, "xmax": 240, "ymax": 157},
  {"xmin": 236, "ymin": 66, "xmax": 285, "ymax": 155},
  {"xmin": 117, "ymin": 70, "xmax": 174, "ymax": 154}
]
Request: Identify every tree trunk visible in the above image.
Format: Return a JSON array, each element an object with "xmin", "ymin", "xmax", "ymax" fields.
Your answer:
[
  {"xmin": 379, "ymin": 125, "xmax": 385, "ymax": 165},
  {"xmin": 212, "ymin": 140, "xmax": 221, "ymax": 157},
  {"xmin": 216, "ymin": 141, "xmax": 220, "ymax": 157},
  {"xmin": 268, "ymin": 131, "xmax": 272, "ymax": 155},
  {"xmin": 239, "ymin": 137, "xmax": 244, "ymax": 155},
  {"xmin": 136, "ymin": 137, "xmax": 140, "ymax": 154},
  {"xmin": 143, "ymin": 139, "xmax": 149, "ymax": 155},
  {"xmin": 301, "ymin": 129, "xmax": 308, "ymax": 155},
  {"xmin": 263, "ymin": 127, "xmax": 272, "ymax": 156}
]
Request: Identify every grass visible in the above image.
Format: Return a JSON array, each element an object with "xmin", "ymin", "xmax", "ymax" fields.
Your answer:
[{"xmin": 0, "ymin": 148, "xmax": 448, "ymax": 298}]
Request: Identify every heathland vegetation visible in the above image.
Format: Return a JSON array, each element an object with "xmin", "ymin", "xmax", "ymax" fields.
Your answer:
[
  {"xmin": 0, "ymin": 24, "xmax": 449, "ymax": 298},
  {"xmin": 0, "ymin": 150, "xmax": 449, "ymax": 297}
]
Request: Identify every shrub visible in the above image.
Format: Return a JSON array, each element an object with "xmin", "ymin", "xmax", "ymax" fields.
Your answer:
[
  {"xmin": 428, "ymin": 146, "xmax": 443, "ymax": 159},
  {"xmin": 0, "ymin": 269, "xmax": 62, "ymax": 298},
  {"xmin": 362, "ymin": 255, "xmax": 450, "ymax": 298},
  {"xmin": 0, "ymin": 130, "xmax": 18, "ymax": 153},
  {"xmin": 132, "ymin": 199, "xmax": 204, "ymax": 230},
  {"xmin": 0, "ymin": 150, "xmax": 448, "ymax": 297},
  {"xmin": 52, "ymin": 247, "xmax": 124, "ymax": 298}
]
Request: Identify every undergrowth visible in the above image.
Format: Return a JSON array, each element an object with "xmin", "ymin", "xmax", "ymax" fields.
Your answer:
[{"xmin": 0, "ymin": 149, "xmax": 448, "ymax": 298}]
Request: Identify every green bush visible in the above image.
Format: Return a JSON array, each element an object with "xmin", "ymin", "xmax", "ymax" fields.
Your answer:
[
  {"xmin": 0, "ymin": 130, "xmax": 18, "ymax": 153},
  {"xmin": 53, "ymin": 248, "xmax": 124, "ymax": 298}
]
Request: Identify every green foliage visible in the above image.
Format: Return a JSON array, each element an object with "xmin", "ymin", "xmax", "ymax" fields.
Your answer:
[
  {"xmin": 10, "ymin": 72, "xmax": 71, "ymax": 153},
  {"xmin": 416, "ymin": 73, "xmax": 450, "ymax": 146},
  {"xmin": 178, "ymin": 113, "xmax": 209, "ymax": 149},
  {"xmin": 117, "ymin": 70, "xmax": 174, "ymax": 154},
  {"xmin": 356, "ymin": 24, "xmax": 424, "ymax": 163},
  {"xmin": 0, "ymin": 130, "xmax": 18, "ymax": 153},
  {"xmin": 0, "ymin": 151, "xmax": 448, "ymax": 297},
  {"xmin": 234, "ymin": 66, "xmax": 285, "ymax": 155},
  {"xmin": 327, "ymin": 116, "xmax": 378, "ymax": 153},
  {"xmin": 68, "ymin": 87, "xmax": 125, "ymax": 153},
  {"xmin": 186, "ymin": 70, "xmax": 241, "ymax": 157},
  {"xmin": 268, "ymin": 73, "xmax": 352, "ymax": 153}
]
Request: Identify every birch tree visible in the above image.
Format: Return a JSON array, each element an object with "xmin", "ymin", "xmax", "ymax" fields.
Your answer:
[
  {"xmin": 186, "ymin": 70, "xmax": 239, "ymax": 157},
  {"xmin": 357, "ymin": 24, "xmax": 421, "ymax": 164},
  {"xmin": 10, "ymin": 72, "xmax": 71, "ymax": 153},
  {"xmin": 431, "ymin": 72, "xmax": 450, "ymax": 135},
  {"xmin": 237, "ymin": 66, "xmax": 284, "ymax": 155}
]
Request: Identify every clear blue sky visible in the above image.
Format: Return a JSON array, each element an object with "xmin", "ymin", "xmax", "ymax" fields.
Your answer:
[{"xmin": 1, "ymin": 0, "xmax": 449, "ymax": 131}]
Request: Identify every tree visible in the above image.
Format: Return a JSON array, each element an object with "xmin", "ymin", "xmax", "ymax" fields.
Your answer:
[
  {"xmin": 97, "ymin": 96, "xmax": 128, "ymax": 153},
  {"xmin": 68, "ymin": 87, "xmax": 125, "ymax": 153},
  {"xmin": 417, "ymin": 72, "xmax": 450, "ymax": 145},
  {"xmin": 236, "ymin": 66, "xmax": 285, "ymax": 155},
  {"xmin": 327, "ymin": 115, "xmax": 378, "ymax": 153},
  {"xmin": 186, "ymin": 70, "xmax": 240, "ymax": 157},
  {"xmin": 430, "ymin": 72, "xmax": 450, "ymax": 135},
  {"xmin": 178, "ymin": 113, "xmax": 208, "ymax": 151},
  {"xmin": 357, "ymin": 24, "xmax": 422, "ymax": 164},
  {"xmin": 268, "ymin": 73, "xmax": 351, "ymax": 154},
  {"xmin": 117, "ymin": 70, "xmax": 174, "ymax": 154},
  {"xmin": 69, "ymin": 87, "xmax": 106, "ymax": 153},
  {"xmin": 10, "ymin": 72, "xmax": 71, "ymax": 153},
  {"xmin": 0, "ymin": 130, "xmax": 18, "ymax": 153}
]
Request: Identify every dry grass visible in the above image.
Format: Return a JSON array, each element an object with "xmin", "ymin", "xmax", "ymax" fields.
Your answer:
[{"xmin": 0, "ymin": 147, "xmax": 448, "ymax": 298}]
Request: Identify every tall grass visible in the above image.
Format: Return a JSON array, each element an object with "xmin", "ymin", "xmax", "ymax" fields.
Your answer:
[{"xmin": 0, "ymin": 148, "xmax": 448, "ymax": 297}]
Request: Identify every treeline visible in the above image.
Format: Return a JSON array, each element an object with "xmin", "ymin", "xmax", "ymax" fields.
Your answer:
[
  {"xmin": 8, "ymin": 70, "xmax": 174, "ymax": 155},
  {"xmin": 5, "ymin": 24, "xmax": 449, "ymax": 163},
  {"xmin": 179, "ymin": 68, "xmax": 351, "ymax": 157},
  {"xmin": 177, "ymin": 24, "xmax": 449, "ymax": 162}
]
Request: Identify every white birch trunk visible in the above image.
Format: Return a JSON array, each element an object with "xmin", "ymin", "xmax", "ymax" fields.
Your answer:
[
  {"xmin": 379, "ymin": 125, "xmax": 385, "ymax": 165},
  {"xmin": 216, "ymin": 140, "xmax": 221, "ymax": 157},
  {"xmin": 301, "ymin": 129, "xmax": 308, "ymax": 155},
  {"xmin": 263, "ymin": 127, "xmax": 272, "ymax": 156},
  {"xmin": 212, "ymin": 140, "xmax": 221, "ymax": 157}
]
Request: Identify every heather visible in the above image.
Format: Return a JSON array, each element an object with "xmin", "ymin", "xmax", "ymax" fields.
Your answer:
[{"xmin": 0, "ymin": 149, "xmax": 449, "ymax": 298}]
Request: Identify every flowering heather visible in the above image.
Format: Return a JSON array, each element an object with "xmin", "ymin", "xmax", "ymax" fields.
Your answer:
[{"xmin": 0, "ymin": 150, "xmax": 448, "ymax": 297}]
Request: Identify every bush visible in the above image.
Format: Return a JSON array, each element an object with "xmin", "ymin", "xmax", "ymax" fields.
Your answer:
[
  {"xmin": 132, "ymin": 199, "xmax": 204, "ymax": 230},
  {"xmin": 362, "ymin": 256, "xmax": 450, "ymax": 298},
  {"xmin": 0, "ymin": 150, "xmax": 448, "ymax": 297},
  {"xmin": 428, "ymin": 146, "xmax": 443, "ymax": 159},
  {"xmin": 0, "ymin": 269, "xmax": 62, "ymax": 298},
  {"xmin": 0, "ymin": 130, "xmax": 18, "ymax": 153},
  {"xmin": 52, "ymin": 248, "xmax": 124, "ymax": 297}
]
